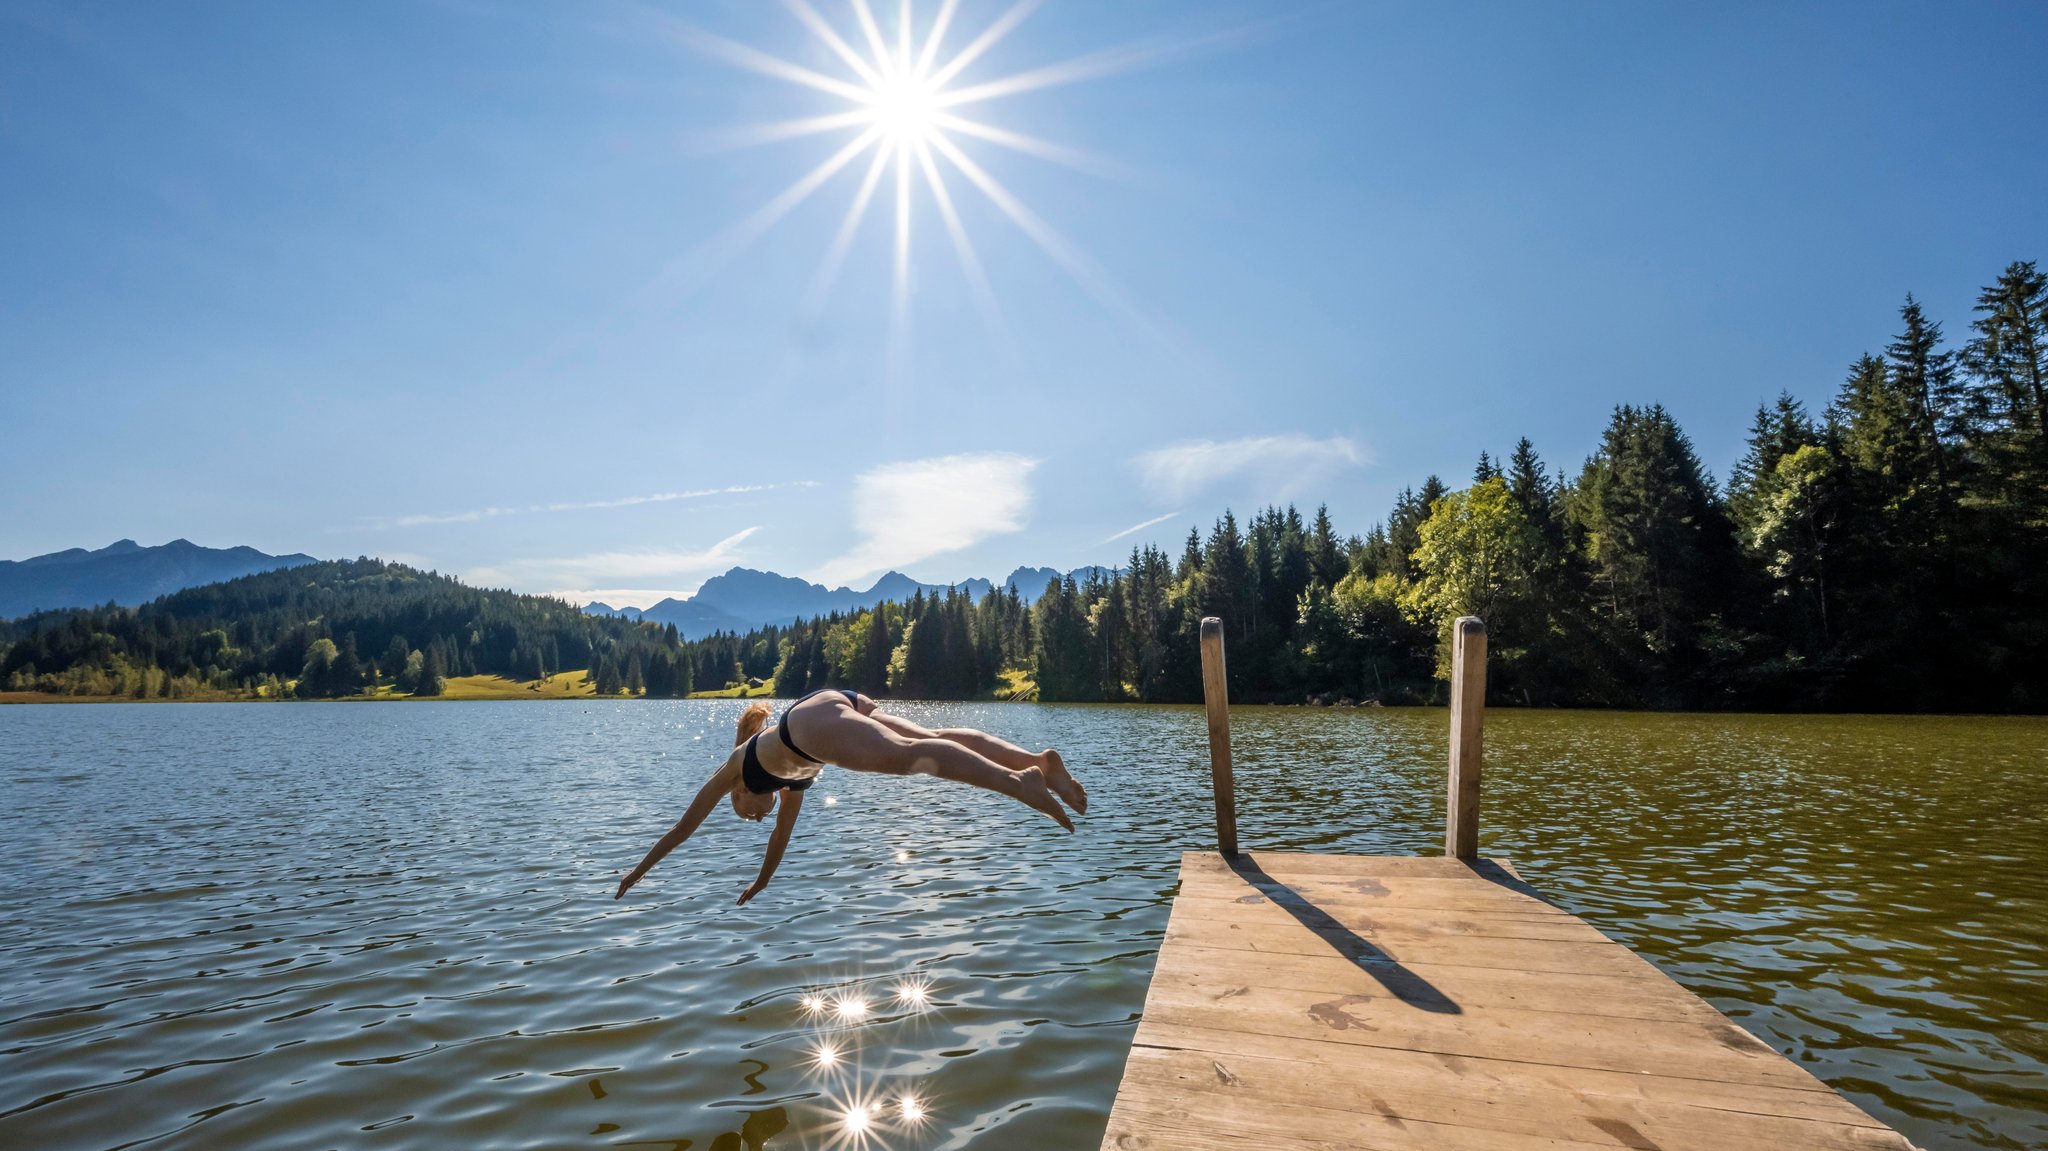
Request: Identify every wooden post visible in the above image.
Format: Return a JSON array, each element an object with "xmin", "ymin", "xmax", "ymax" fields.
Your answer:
[
  {"xmin": 1199, "ymin": 616, "xmax": 1239, "ymax": 856},
  {"xmin": 1445, "ymin": 616, "xmax": 1487, "ymax": 860}
]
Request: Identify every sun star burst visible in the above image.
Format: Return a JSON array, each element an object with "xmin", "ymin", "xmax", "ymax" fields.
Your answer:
[
  {"xmin": 869, "ymin": 72, "xmax": 941, "ymax": 143},
  {"xmin": 662, "ymin": 0, "xmax": 1213, "ymax": 381}
]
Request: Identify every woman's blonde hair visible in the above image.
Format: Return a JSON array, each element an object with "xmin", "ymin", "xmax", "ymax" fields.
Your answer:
[{"xmin": 734, "ymin": 701, "xmax": 773, "ymax": 747}]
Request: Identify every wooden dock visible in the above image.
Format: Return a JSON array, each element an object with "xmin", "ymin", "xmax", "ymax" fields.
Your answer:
[
  {"xmin": 1100, "ymin": 618, "xmax": 1917, "ymax": 1150},
  {"xmin": 1100, "ymin": 849, "xmax": 1914, "ymax": 1150}
]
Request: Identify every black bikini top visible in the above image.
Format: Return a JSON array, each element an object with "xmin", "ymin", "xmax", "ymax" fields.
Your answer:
[{"xmin": 741, "ymin": 734, "xmax": 814, "ymax": 795}]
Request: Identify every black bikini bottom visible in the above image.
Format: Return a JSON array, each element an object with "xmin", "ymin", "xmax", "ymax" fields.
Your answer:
[{"xmin": 776, "ymin": 689, "xmax": 859, "ymax": 763}]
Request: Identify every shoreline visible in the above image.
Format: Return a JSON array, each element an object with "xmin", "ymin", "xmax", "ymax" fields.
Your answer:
[
  {"xmin": 0, "ymin": 674, "xmax": 783, "ymax": 707},
  {"xmin": 6, "ymin": 689, "xmax": 2046, "ymax": 721}
]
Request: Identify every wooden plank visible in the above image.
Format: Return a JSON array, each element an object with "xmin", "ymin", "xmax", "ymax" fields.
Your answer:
[
  {"xmin": 1105, "ymin": 1081, "xmax": 1644, "ymax": 1151},
  {"xmin": 1114, "ymin": 1046, "xmax": 1911, "ymax": 1150},
  {"xmin": 1164, "ymin": 896, "xmax": 1612, "ymax": 943},
  {"xmin": 1175, "ymin": 870, "xmax": 1570, "ymax": 915},
  {"xmin": 1162, "ymin": 907, "xmax": 1652, "ymax": 975},
  {"xmin": 1179, "ymin": 852, "xmax": 1533, "ymax": 882},
  {"xmin": 1128, "ymin": 1022, "xmax": 1892, "ymax": 1126},
  {"xmin": 1104, "ymin": 1073, "xmax": 1911, "ymax": 1151},
  {"xmin": 1178, "ymin": 853, "xmax": 1554, "ymax": 908},
  {"xmin": 1149, "ymin": 942, "xmax": 1731, "ymax": 1025},
  {"xmin": 1133, "ymin": 974, "xmax": 1821, "ymax": 1090}
]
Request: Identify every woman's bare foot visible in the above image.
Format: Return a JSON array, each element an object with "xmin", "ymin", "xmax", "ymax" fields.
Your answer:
[
  {"xmin": 1012, "ymin": 767, "xmax": 1075, "ymax": 832},
  {"xmin": 1040, "ymin": 749, "xmax": 1087, "ymax": 815}
]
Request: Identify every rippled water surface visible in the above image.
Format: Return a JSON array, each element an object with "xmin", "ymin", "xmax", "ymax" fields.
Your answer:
[{"xmin": 1, "ymin": 702, "xmax": 2044, "ymax": 1150}]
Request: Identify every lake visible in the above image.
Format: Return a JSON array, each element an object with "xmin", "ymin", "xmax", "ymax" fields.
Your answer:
[{"xmin": 1, "ymin": 702, "xmax": 2043, "ymax": 1150}]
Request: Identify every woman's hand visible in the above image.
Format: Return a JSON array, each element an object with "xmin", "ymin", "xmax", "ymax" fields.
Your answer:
[
  {"xmin": 614, "ymin": 753, "xmax": 746, "ymax": 901},
  {"xmin": 740, "ymin": 790, "xmax": 802, "ymax": 905}
]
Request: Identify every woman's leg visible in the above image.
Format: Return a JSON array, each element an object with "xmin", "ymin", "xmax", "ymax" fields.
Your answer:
[
  {"xmin": 869, "ymin": 711, "xmax": 1087, "ymax": 814},
  {"xmin": 867, "ymin": 711, "xmax": 1030, "ymax": 767},
  {"xmin": 790, "ymin": 706, "xmax": 1074, "ymax": 831}
]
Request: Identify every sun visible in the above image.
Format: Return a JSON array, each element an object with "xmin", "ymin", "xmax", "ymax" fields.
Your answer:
[
  {"xmin": 866, "ymin": 72, "xmax": 941, "ymax": 144},
  {"xmin": 656, "ymin": 0, "xmax": 1223, "ymax": 379}
]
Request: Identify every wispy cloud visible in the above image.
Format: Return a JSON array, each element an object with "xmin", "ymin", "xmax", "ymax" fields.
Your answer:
[
  {"xmin": 1134, "ymin": 435, "xmax": 1366, "ymax": 504},
  {"xmin": 356, "ymin": 483, "xmax": 814, "ymax": 530},
  {"xmin": 1098, "ymin": 511, "xmax": 1183, "ymax": 546},
  {"xmin": 810, "ymin": 453, "xmax": 1039, "ymax": 589},
  {"xmin": 466, "ymin": 527, "xmax": 760, "ymax": 606}
]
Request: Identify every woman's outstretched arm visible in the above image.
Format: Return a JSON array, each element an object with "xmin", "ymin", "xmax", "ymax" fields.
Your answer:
[
  {"xmin": 737, "ymin": 791, "xmax": 803, "ymax": 905},
  {"xmin": 615, "ymin": 753, "xmax": 742, "ymax": 899}
]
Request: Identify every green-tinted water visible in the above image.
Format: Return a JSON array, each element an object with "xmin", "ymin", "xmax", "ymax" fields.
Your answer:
[{"xmin": 0, "ymin": 703, "xmax": 2042, "ymax": 1149}]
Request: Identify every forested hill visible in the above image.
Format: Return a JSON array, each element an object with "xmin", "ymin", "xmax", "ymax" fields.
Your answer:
[
  {"xmin": 0, "ymin": 560, "xmax": 720, "ymax": 700},
  {"xmin": 5, "ymin": 262, "xmax": 2043, "ymax": 712}
]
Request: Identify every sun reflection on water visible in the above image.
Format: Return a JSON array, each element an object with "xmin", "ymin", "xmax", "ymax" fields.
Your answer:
[
  {"xmin": 810, "ymin": 1038, "xmax": 843, "ymax": 1070},
  {"xmin": 844, "ymin": 1102, "xmax": 875, "ymax": 1133},
  {"xmin": 898, "ymin": 1093, "xmax": 928, "ymax": 1124},
  {"xmin": 796, "ymin": 972, "xmax": 943, "ymax": 1147}
]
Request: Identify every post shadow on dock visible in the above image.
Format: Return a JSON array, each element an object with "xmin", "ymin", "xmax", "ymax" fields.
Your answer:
[
  {"xmin": 1220, "ymin": 852, "xmax": 1461, "ymax": 1014},
  {"xmin": 1195, "ymin": 616, "xmax": 1496, "ymax": 1016}
]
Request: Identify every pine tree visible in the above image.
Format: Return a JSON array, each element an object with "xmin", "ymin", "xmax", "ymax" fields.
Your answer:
[
  {"xmin": 860, "ymin": 608, "xmax": 892, "ymax": 693},
  {"xmin": 774, "ymin": 632, "xmax": 810, "ymax": 697},
  {"xmin": 1309, "ymin": 504, "xmax": 1342, "ymax": 588},
  {"xmin": 1381, "ymin": 482, "xmax": 1443, "ymax": 581},
  {"xmin": 418, "ymin": 643, "xmax": 445, "ymax": 696},
  {"xmin": 1965, "ymin": 260, "xmax": 2048, "ymax": 434},
  {"xmin": 1201, "ymin": 511, "xmax": 1256, "ymax": 640},
  {"xmin": 1094, "ymin": 575, "xmax": 1130, "ymax": 700},
  {"xmin": 334, "ymin": 633, "xmax": 364, "ymax": 696},
  {"xmin": 1505, "ymin": 439, "xmax": 1557, "ymax": 532},
  {"xmin": 1963, "ymin": 260, "xmax": 2048, "ymax": 528},
  {"xmin": 1728, "ymin": 394, "xmax": 1820, "ymax": 536},
  {"xmin": 1569, "ymin": 405, "xmax": 1732, "ymax": 699},
  {"xmin": 945, "ymin": 590, "xmax": 979, "ymax": 696},
  {"xmin": 896, "ymin": 596, "xmax": 931, "ymax": 697},
  {"xmin": 1034, "ymin": 575, "xmax": 1095, "ymax": 701},
  {"xmin": 806, "ymin": 625, "xmax": 831, "ymax": 691},
  {"xmin": 1886, "ymin": 296, "xmax": 1965, "ymax": 491},
  {"xmin": 382, "ymin": 635, "xmax": 410, "ymax": 681}
]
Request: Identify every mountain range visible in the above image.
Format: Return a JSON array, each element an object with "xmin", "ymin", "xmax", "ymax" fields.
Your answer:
[
  {"xmin": 584, "ymin": 564, "xmax": 1108, "ymax": 639},
  {"xmin": 0, "ymin": 538, "xmax": 1107, "ymax": 640},
  {"xmin": 0, "ymin": 539, "xmax": 317, "ymax": 620}
]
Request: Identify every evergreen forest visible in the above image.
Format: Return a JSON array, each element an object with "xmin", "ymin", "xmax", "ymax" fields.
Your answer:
[{"xmin": 4, "ymin": 262, "xmax": 2044, "ymax": 712}]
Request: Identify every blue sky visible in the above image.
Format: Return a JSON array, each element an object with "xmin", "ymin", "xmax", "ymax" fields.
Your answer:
[{"xmin": 4, "ymin": 0, "xmax": 2043, "ymax": 605}]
